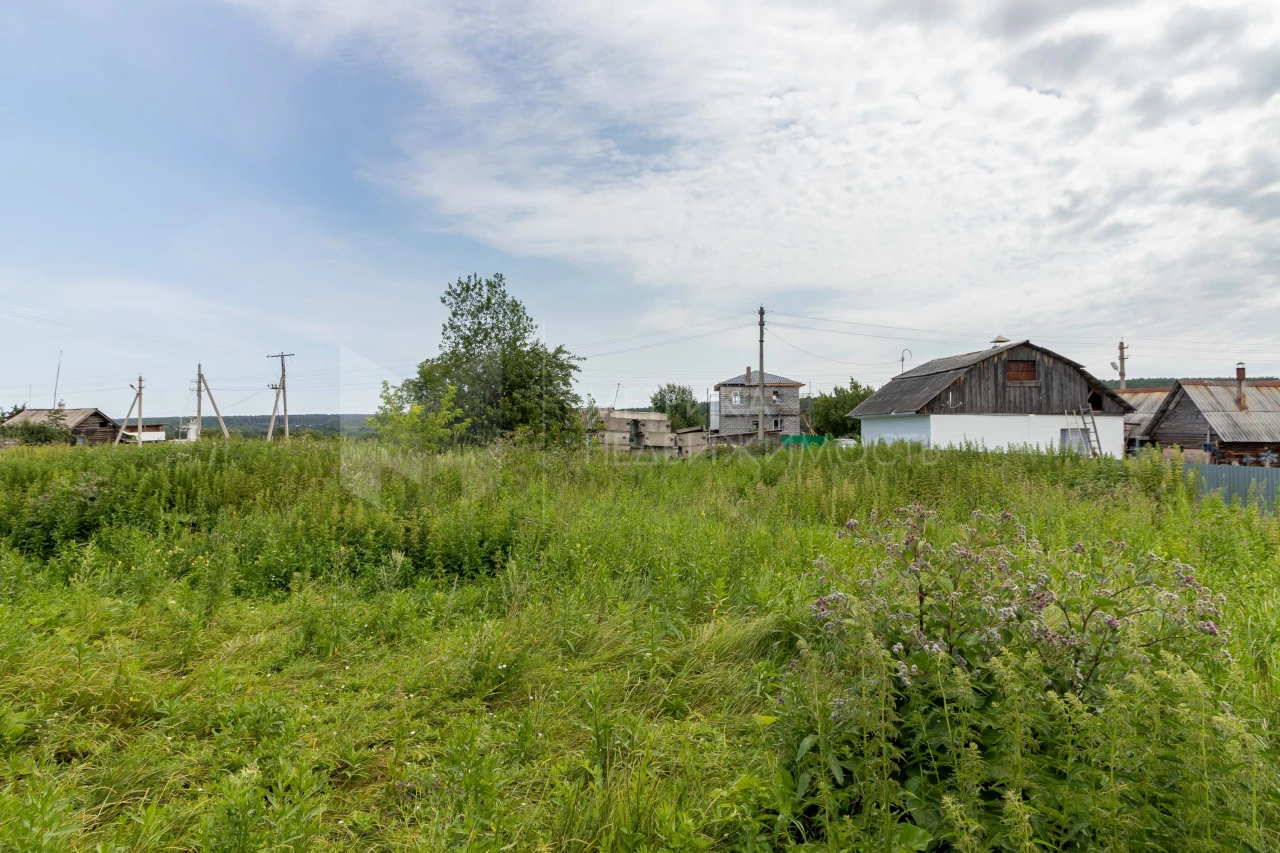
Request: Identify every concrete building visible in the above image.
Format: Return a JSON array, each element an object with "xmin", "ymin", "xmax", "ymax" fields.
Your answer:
[
  {"xmin": 712, "ymin": 368, "xmax": 804, "ymax": 440},
  {"xmin": 850, "ymin": 340, "xmax": 1132, "ymax": 457},
  {"xmin": 593, "ymin": 408, "xmax": 707, "ymax": 457}
]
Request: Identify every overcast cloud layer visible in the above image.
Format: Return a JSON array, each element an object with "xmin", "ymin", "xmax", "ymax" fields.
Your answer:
[
  {"xmin": 229, "ymin": 0, "xmax": 1280, "ymax": 351},
  {"xmin": 2, "ymin": 0, "xmax": 1278, "ymax": 416}
]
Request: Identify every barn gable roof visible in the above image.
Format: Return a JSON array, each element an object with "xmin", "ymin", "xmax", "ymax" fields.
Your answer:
[{"xmin": 849, "ymin": 340, "xmax": 1132, "ymax": 418}]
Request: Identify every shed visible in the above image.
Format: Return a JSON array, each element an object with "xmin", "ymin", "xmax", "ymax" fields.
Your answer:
[
  {"xmin": 1142, "ymin": 367, "xmax": 1280, "ymax": 465},
  {"xmin": 1117, "ymin": 387, "xmax": 1171, "ymax": 446},
  {"xmin": 849, "ymin": 340, "xmax": 1132, "ymax": 456},
  {"xmin": 3, "ymin": 406, "xmax": 121, "ymax": 446}
]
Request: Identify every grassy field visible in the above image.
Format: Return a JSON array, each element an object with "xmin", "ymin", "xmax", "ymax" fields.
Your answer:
[{"xmin": 0, "ymin": 441, "xmax": 1277, "ymax": 851}]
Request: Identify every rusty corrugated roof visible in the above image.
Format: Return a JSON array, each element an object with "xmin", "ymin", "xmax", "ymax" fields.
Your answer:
[{"xmin": 1118, "ymin": 388, "xmax": 1171, "ymax": 438}]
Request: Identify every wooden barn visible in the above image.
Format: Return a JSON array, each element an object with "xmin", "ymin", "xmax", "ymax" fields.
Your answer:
[
  {"xmin": 849, "ymin": 340, "xmax": 1132, "ymax": 456},
  {"xmin": 1140, "ymin": 365, "xmax": 1280, "ymax": 465},
  {"xmin": 3, "ymin": 405, "xmax": 121, "ymax": 446}
]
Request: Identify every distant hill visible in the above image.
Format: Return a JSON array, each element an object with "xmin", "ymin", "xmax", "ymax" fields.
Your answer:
[
  {"xmin": 1101, "ymin": 377, "xmax": 1277, "ymax": 390},
  {"xmin": 134, "ymin": 414, "xmax": 375, "ymax": 439}
]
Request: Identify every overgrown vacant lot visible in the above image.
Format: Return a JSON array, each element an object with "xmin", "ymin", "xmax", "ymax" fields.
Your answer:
[{"xmin": 1, "ymin": 442, "xmax": 1278, "ymax": 851}]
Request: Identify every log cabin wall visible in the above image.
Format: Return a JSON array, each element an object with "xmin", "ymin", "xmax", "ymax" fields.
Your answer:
[
  {"xmin": 919, "ymin": 344, "xmax": 1126, "ymax": 416},
  {"xmin": 1148, "ymin": 389, "xmax": 1216, "ymax": 447}
]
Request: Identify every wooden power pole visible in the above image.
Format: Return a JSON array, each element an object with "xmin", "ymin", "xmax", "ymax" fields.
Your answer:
[
  {"xmin": 758, "ymin": 306, "xmax": 766, "ymax": 446},
  {"xmin": 266, "ymin": 353, "xmax": 294, "ymax": 441}
]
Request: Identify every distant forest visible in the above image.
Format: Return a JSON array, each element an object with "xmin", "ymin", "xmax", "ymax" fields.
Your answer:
[
  {"xmin": 138, "ymin": 414, "xmax": 375, "ymax": 439},
  {"xmin": 1101, "ymin": 377, "xmax": 1276, "ymax": 390}
]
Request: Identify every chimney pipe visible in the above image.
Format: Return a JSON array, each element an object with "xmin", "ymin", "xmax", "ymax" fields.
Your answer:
[
  {"xmin": 57, "ymin": 400, "xmax": 66, "ymax": 411},
  {"xmin": 1236, "ymin": 363, "xmax": 1247, "ymax": 410},
  {"xmin": 745, "ymin": 366, "xmax": 751, "ymax": 383}
]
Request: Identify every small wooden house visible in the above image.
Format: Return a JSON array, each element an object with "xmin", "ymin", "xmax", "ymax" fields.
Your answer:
[
  {"xmin": 2, "ymin": 406, "xmax": 121, "ymax": 446},
  {"xmin": 849, "ymin": 340, "xmax": 1132, "ymax": 456},
  {"xmin": 1141, "ymin": 366, "xmax": 1280, "ymax": 465}
]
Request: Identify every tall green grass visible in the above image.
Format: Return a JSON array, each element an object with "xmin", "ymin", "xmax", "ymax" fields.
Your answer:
[{"xmin": 0, "ymin": 440, "xmax": 1276, "ymax": 851}]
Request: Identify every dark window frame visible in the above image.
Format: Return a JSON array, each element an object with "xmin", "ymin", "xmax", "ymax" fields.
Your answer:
[{"xmin": 1006, "ymin": 359, "xmax": 1038, "ymax": 383}]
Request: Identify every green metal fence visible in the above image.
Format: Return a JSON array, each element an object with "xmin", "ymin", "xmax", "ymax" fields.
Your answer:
[{"xmin": 1189, "ymin": 463, "xmax": 1279, "ymax": 509}]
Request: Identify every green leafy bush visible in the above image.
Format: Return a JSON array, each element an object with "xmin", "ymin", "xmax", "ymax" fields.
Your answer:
[{"xmin": 774, "ymin": 507, "xmax": 1271, "ymax": 849}]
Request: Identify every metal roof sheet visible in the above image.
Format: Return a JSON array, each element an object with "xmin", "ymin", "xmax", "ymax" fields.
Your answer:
[
  {"xmin": 848, "ymin": 368, "xmax": 969, "ymax": 417},
  {"xmin": 715, "ymin": 371, "xmax": 803, "ymax": 388},
  {"xmin": 1182, "ymin": 382, "xmax": 1280, "ymax": 443},
  {"xmin": 1182, "ymin": 381, "xmax": 1280, "ymax": 413},
  {"xmin": 1202, "ymin": 412, "xmax": 1280, "ymax": 444},
  {"xmin": 1118, "ymin": 388, "xmax": 1171, "ymax": 436}
]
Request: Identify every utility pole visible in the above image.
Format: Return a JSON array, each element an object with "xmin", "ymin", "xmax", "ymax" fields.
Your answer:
[
  {"xmin": 266, "ymin": 353, "xmax": 294, "ymax": 441},
  {"xmin": 192, "ymin": 364, "xmax": 203, "ymax": 442},
  {"xmin": 1117, "ymin": 340, "xmax": 1127, "ymax": 392},
  {"xmin": 758, "ymin": 306, "xmax": 766, "ymax": 446},
  {"xmin": 136, "ymin": 375, "xmax": 143, "ymax": 446},
  {"xmin": 114, "ymin": 376, "xmax": 144, "ymax": 447},
  {"xmin": 52, "ymin": 351, "xmax": 63, "ymax": 408},
  {"xmin": 199, "ymin": 367, "xmax": 231, "ymax": 440}
]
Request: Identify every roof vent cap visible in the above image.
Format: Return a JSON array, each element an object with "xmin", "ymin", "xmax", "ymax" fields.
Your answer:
[{"xmin": 991, "ymin": 335, "xmax": 1010, "ymax": 347}]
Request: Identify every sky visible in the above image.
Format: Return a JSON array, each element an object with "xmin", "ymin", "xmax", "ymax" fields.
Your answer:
[{"xmin": 2, "ymin": 0, "xmax": 1278, "ymax": 418}]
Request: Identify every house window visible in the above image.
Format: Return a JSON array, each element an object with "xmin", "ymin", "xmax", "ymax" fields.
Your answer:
[
  {"xmin": 773, "ymin": 418, "xmax": 781, "ymax": 430},
  {"xmin": 771, "ymin": 390, "xmax": 780, "ymax": 404},
  {"xmin": 1088, "ymin": 391, "xmax": 1103, "ymax": 411},
  {"xmin": 1006, "ymin": 360, "xmax": 1037, "ymax": 382},
  {"xmin": 731, "ymin": 391, "xmax": 744, "ymax": 405},
  {"xmin": 1060, "ymin": 428, "xmax": 1090, "ymax": 456}
]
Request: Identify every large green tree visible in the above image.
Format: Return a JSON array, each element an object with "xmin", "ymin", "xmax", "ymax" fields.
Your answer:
[
  {"xmin": 809, "ymin": 377, "xmax": 875, "ymax": 438},
  {"xmin": 649, "ymin": 383, "xmax": 702, "ymax": 430},
  {"xmin": 397, "ymin": 274, "xmax": 583, "ymax": 445}
]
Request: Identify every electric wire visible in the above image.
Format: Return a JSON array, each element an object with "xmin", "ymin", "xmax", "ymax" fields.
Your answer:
[{"xmin": 0, "ymin": 306, "xmax": 264, "ymax": 356}]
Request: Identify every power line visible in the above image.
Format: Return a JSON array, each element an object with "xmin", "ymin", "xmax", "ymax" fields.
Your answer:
[
  {"xmin": 568, "ymin": 313, "xmax": 753, "ymax": 349},
  {"xmin": 766, "ymin": 328, "xmax": 901, "ymax": 367},
  {"xmin": 0, "ymin": 306, "xmax": 263, "ymax": 356},
  {"xmin": 582, "ymin": 323, "xmax": 755, "ymax": 358}
]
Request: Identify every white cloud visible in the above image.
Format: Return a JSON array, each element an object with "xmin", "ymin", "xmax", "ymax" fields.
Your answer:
[{"xmin": 226, "ymin": 0, "xmax": 1280, "ymax": 369}]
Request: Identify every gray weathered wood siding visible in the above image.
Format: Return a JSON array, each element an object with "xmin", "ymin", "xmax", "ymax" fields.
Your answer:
[
  {"xmin": 1149, "ymin": 389, "xmax": 1214, "ymax": 447},
  {"xmin": 918, "ymin": 344, "xmax": 1126, "ymax": 416}
]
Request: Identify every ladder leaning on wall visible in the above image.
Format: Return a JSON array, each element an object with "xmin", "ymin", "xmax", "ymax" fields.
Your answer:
[{"xmin": 1063, "ymin": 407, "xmax": 1103, "ymax": 458}]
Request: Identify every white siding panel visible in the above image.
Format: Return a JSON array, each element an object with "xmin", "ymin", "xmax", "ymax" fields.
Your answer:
[
  {"xmin": 861, "ymin": 415, "xmax": 930, "ymax": 445},
  {"xmin": 928, "ymin": 414, "xmax": 1126, "ymax": 456}
]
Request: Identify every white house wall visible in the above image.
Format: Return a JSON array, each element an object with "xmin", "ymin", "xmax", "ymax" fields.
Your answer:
[
  {"xmin": 861, "ymin": 415, "xmax": 930, "ymax": 445},
  {"xmin": 862, "ymin": 414, "xmax": 1126, "ymax": 457}
]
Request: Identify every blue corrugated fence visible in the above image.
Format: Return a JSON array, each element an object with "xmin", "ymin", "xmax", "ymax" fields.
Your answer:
[{"xmin": 1187, "ymin": 463, "xmax": 1279, "ymax": 509}]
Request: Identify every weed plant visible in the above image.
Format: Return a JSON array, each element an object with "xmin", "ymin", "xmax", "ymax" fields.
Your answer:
[{"xmin": 0, "ymin": 440, "xmax": 1276, "ymax": 851}]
